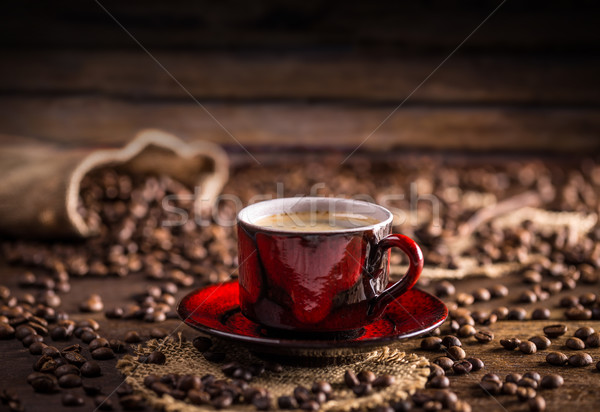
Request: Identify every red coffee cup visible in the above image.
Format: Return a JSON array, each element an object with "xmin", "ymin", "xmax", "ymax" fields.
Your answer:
[{"xmin": 237, "ymin": 197, "xmax": 423, "ymax": 332}]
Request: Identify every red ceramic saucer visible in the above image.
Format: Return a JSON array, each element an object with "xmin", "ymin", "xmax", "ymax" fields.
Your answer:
[{"xmin": 178, "ymin": 281, "xmax": 447, "ymax": 358}]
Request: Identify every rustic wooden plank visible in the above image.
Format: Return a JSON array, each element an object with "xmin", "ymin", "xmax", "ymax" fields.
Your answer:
[
  {"xmin": 1, "ymin": 52, "xmax": 599, "ymax": 104},
  {"xmin": 1, "ymin": 0, "xmax": 598, "ymax": 51},
  {"xmin": 0, "ymin": 97, "xmax": 598, "ymax": 152}
]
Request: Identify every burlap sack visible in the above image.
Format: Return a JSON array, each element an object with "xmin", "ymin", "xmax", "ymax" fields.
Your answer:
[
  {"xmin": 0, "ymin": 129, "xmax": 228, "ymax": 238},
  {"xmin": 117, "ymin": 337, "xmax": 429, "ymax": 412}
]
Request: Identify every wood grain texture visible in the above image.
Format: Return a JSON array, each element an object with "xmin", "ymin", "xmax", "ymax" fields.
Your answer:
[
  {"xmin": 1, "ymin": 52, "xmax": 599, "ymax": 104},
  {"xmin": 1, "ymin": 97, "xmax": 598, "ymax": 152}
]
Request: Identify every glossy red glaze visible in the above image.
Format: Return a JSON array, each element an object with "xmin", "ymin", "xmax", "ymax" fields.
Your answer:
[
  {"xmin": 237, "ymin": 221, "xmax": 423, "ymax": 331},
  {"xmin": 178, "ymin": 281, "xmax": 448, "ymax": 354}
]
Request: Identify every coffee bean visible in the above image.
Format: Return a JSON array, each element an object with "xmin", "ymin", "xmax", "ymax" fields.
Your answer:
[
  {"xmin": 92, "ymin": 347, "xmax": 115, "ymax": 360},
  {"xmin": 518, "ymin": 378, "xmax": 538, "ymax": 389},
  {"xmin": 546, "ymin": 351, "xmax": 568, "ymax": 366},
  {"xmin": 412, "ymin": 391, "xmax": 432, "ymax": 406},
  {"xmin": 474, "ymin": 330, "xmax": 494, "ymax": 343},
  {"xmin": 421, "ymin": 337, "xmax": 443, "ymax": 351},
  {"xmin": 116, "ymin": 382, "xmax": 134, "ymax": 397},
  {"xmin": 28, "ymin": 372, "xmax": 58, "ymax": 393},
  {"xmin": 150, "ymin": 382, "xmax": 171, "ymax": 396},
  {"xmin": 517, "ymin": 386, "xmax": 537, "ymax": 401},
  {"xmin": 560, "ymin": 296, "xmax": 579, "ymax": 308},
  {"xmin": 83, "ymin": 382, "xmax": 102, "ymax": 396},
  {"xmin": 42, "ymin": 345, "xmax": 61, "ymax": 358},
  {"xmin": 81, "ymin": 330, "xmax": 100, "ymax": 344},
  {"xmin": 489, "ymin": 284, "xmax": 509, "ymax": 298},
  {"xmin": 502, "ymin": 382, "xmax": 518, "ymax": 395},
  {"xmin": 500, "ymin": 337, "xmax": 521, "ymax": 350},
  {"xmin": 586, "ymin": 332, "xmax": 600, "ymax": 348},
  {"xmin": 492, "ymin": 306, "xmax": 509, "ymax": 320},
  {"xmin": 473, "ymin": 288, "xmax": 491, "ymax": 302},
  {"xmin": 124, "ymin": 331, "xmax": 142, "ymax": 343},
  {"xmin": 28, "ymin": 341, "xmax": 47, "ymax": 355},
  {"xmin": 434, "ymin": 281, "xmax": 455, "ymax": 297},
  {"xmin": 458, "ymin": 324, "xmax": 476, "ymax": 338},
  {"xmin": 531, "ymin": 308, "xmax": 551, "ymax": 320},
  {"xmin": 566, "ymin": 337, "xmax": 586, "ymax": 350},
  {"xmin": 34, "ymin": 355, "xmax": 58, "ymax": 373},
  {"xmin": 565, "ymin": 307, "xmax": 592, "ymax": 320},
  {"xmin": 452, "ymin": 360, "xmax": 472, "ymax": 375},
  {"xmin": 300, "ymin": 400, "xmax": 320, "ymax": 411},
  {"xmin": 311, "ymin": 381, "xmax": 332, "ymax": 394},
  {"xmin": 109, "ymin": 339, "xmax": 127, "ymax": 353},
  {"xmin": 55, "ymin": 364, "xmax": 80, "ymax": 378},
  {"xmin": 352, "ymin": 383, "xmax": 372, "ymax": 397},
  {"xmin": 357, "ymin": 370, "xmax": 376, "ymax": 383},
  {"xmin": 479, "ymin": 380, "xmax": 502, "ymax": 395},
  {"xmin": 508, "ymin": 307, "xmax": 527, "ymax": 321},
  {"xmin": 447, "ymin": 346, "xmax": 466, "ymax": 360},
  {"xmin": 294, "ymin": 386, "xmax": 311, "ymax": 404},
  {"xmin": 63, "ymin": 351, "xmax": 87, "ymax": 367},
  {"xmin": 22, "ymin": 334, "xmax": 44, "ymax": 348},
  {"xmin": 15, "ymin": 325, "xmax": 36, "ymax": 341},
  {"xmin": 80, "ymin": 294, "xmax": 104, "ymax": 313},
  {"xmin": 528, "ymin": 395, "xmax": 546, "ymax": 412},
  {"xmin": 253, "ymin": 395, "xmax": 271, "ymax": 410},
  {"xmin": 519, "ymin": 290, "xmax": 538, "ymax": 303},
  {"xmin": 188, "ymin": 389, "xmax": 210, "ymax": 405},
  {"xmin": 147, "ymin": 351, "xmax": 166, "ymax": 365},
  {"xmin": 466, "ymin": 357, "xmax": 484, "ymax": 371},
  {"xmin": 422, "ymin": 400, "xmax": 443, "ymax": 411},
  {"xmin": 427, "ymin": 375, "xmax": 449, "ymax": 388},
  {"xmin": 105, "ymin": 307, "xmax": 124, "ymax": 319},
  {"xmin": 433, "ymin": 357, "xmax": 454, "ymax": 371},
  {"xmin": 505, "ymin": 373, "xmax": 522, "ymax": 383},
  {"xmin": 540, "ymin": 374, "xmax": 563, "ymax": 389},
  {"xmin": 203, "ymin": 351, "xmax": 225, "ymax": 363},
  {"xmin": 579, "ymin": 292, "xmax": 597, "ymax": 306},
  {"xmin": 528, "ymin": 336, "xmax": 551, "ymax": 350},
  {"xmin": 574, "ymin": 326, "xmax": 595, "ymax": 340},
  {"xmin": 276, "ymin": 395, "xmax": 297, "ymax": 410},
  {"xmin": 428, "ymin": 364, "xmax": 445, "ymax": 379},
  {"xmin": 58, "ymin": 374, "xmax": 82, "ymax": 388},
  {"xmin": 0, "ymin": 323, "xmax": 15, "ymax": 340},
  {"xmin": 456, "ymin": 293, "xmax": 474, "ymax": 306},
  {"xmin": 519, "ymin": 341, "xmax": 537, "ymax": 354},
  {"xmin": 62, "ymin": 392, "xmax": 85, "ymax": 407},
  {"xmin": 94, "ymin": 395, "xmax": 114, "ymax": 410},
  {"xmin": 568, "ymin": 352, "xmax": 593, "ymax": 367},
  {"xmin": 81, "ymin": 361, "xmax": 102, "ymax": 377},
  {"xmin": 543, "ymin": 324, "xmax": 567, "ymax": 338},
  {"xmin": 50, "ymin": 326, "xmax": 70, "ymax": 341},
  {"xmin": 523, "ymin": 372, "xmax": 540, "ymax": 382},
  {"xmin": 432, "ymin": 390, "xmax": 457, "ymax": 409},
  {"xmin": 442, "ymin": 335, "xmax": 461, "ymax": 348},
  {"xmin": 89, "ymin": 337, "xmax": 109, "ymax": 352}
]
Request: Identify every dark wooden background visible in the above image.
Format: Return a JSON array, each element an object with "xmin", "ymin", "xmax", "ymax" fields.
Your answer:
[{"xmin": 1, "ymin": 0, "xmax": 599, "ymax": 153}]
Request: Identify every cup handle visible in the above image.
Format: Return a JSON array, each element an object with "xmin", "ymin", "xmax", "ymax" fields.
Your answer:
[{"xmin": 369, "ymin": 234, "xmax": 424, "ymax": 316}]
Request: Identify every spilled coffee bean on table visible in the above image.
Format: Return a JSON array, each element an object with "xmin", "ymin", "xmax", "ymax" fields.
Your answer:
[{"xmin": 1, "ymin": 158, "xmax": 600, "ymax": 410}]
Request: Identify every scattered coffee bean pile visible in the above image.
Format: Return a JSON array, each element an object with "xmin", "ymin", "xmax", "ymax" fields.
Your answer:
[{"xmin": 2, "ymin": 170, "xmax": 237, "ymax": 288}]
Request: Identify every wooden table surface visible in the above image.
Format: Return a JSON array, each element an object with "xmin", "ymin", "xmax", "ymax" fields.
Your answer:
[{"xmin": 1, "ymin": 258, "xmax": 598, "ymax": 411}]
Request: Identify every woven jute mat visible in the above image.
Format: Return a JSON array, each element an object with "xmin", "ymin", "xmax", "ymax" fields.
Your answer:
[{"xmin": 117, "ymin": 337, "xmax": 429, "ymax": 412}]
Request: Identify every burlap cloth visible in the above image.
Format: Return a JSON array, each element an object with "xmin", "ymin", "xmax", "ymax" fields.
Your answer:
[
  {"xmin": 0, "ymin": 129, "xmax": 228, "ymax": 238},
  {"xmin": 117, "ymin": 337, "xmax": 429, "ymax": 412}
]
